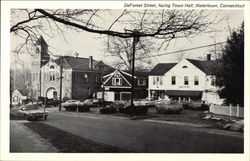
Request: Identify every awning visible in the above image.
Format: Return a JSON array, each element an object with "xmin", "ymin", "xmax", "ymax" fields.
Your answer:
[{"xmin": 165, "ymin": 90, "xmax": 202, "ymax": 97}]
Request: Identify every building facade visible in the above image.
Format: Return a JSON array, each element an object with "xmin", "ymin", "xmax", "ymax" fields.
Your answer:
[
  {"xmin": 30, "ymin": 36, "xmax": 113, "ymax": 101},
  {"xmin": 40, "ymin": 55, "xmax": 113, "ymax": 100},
  {"xmin": 99, "ymin": 70, "xmax": 148, "ymax": 101},
  {"xmin": 148, "ymin": 57, "xmax": 223, "ymax": 104}
]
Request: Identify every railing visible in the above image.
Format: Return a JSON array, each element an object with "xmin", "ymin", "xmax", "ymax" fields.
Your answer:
[{"xmin": 209, "ymin": 104, "xmax": 244, "ymax": 118}]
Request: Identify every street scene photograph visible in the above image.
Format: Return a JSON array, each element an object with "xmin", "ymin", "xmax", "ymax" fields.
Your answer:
[{"xmin": 3, "ymin": 1, "xmax": 247, "ymax": 158}]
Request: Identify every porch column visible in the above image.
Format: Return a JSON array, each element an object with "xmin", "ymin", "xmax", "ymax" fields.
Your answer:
[{"xmin": 148, "ymin": 89, "xmax": 151, "ymax": 100}]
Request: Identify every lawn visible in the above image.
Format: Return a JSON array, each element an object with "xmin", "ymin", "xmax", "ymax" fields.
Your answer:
[{"xmin": 23, "ymin": 122, "xmax": 131, "ymax": 153}]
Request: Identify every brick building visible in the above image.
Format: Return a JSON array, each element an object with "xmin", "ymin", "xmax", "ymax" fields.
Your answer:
[{"xmin": 30, "ymin": 36, "xmax": 113, "ymax": 101}]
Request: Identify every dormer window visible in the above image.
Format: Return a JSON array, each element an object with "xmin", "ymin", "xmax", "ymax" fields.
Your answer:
[{"xmin": 182, "ymin": 65, "xmax": 188, "ymax": 68}]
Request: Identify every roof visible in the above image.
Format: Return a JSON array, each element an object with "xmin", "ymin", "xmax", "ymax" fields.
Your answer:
[
  {"xmin": 54, "ymin": 56, "xmax": 113, "ymax": 71},
  {"xmin": 123, "ymin": 70, "xmax": 150, "ymax": 77},
  {"xmin": 187, "ymin": 59, "xmax": 222, "ymax": 75},
  {"xmin": 149, "ymin": 63, "xmax": 177, "ymax": 75},
  {"xmin": 150, "ymin": 59, "xmax": 222, "ymax": 75},
  {"xmin": 103, "ymin": 69, "xmax": 149, "ymax": 86}
]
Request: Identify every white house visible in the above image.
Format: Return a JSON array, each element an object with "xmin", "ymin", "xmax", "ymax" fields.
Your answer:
[
  {"xmin": 12, "ymin": 90, "xmax": 27, "ymax": 105},
  {"xmin": 148, "ymin": 57, "xmax": 224, "ymax": 105}
]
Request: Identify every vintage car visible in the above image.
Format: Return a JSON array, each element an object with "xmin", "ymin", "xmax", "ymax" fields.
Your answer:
[
  {"xmin": 156, "ymin": 101, "xmax": 183, "ymax": 114},
  {"xmin": 182, "ymin": 101, "xmax": 209, "ymax": 111},
  {"xmin": 15, "ymin": 104, "xmax": 48, "ymax": 121},
  {"xmin": 119, "ymin": 105, "xmax": 148, "ymax": 115},
  {"xmin": 62, "ymin": 100, "xmax": 89, "ymax": 112}
]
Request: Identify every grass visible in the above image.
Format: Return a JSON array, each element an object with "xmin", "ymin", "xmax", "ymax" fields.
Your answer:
[{"xmin": 23, "ymin": 122, "xmax": 131, "ymax": 153}]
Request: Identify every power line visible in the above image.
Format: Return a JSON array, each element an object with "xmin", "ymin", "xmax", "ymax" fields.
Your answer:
[{"xmin": 136, "ymin": 42, "xmax": 227, "ymax": 60}]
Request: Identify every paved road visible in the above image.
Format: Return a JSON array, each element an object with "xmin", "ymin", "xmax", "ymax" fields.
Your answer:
[
  {"xmin": 45, "ymin": 111, "xmax": 243, "ymax": 153},
  {"xmin": 10, "ymin": 120, "xmax": 58, "ymax": 152}
]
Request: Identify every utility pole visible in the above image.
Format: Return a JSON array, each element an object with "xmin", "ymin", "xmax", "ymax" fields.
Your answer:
[
  {"xmin": 130, "ymin": 30, "xmax": 140, "ymax": 107},
  {"xmin": 59, "ymin": 56, "xmax": 64, "ymax": 111}
]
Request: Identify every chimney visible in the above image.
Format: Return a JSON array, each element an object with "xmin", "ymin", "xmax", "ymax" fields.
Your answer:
[
  {"xmin": 75, "ymin": 52, "xmax": 79, "ymax": 58},
  {"xmin": 89, "ymin": 56, "xmax": 93, "ymax": 69},
  {"xmin": 207, "ymin": 54, "xmax": 211, "ymax": 61}
]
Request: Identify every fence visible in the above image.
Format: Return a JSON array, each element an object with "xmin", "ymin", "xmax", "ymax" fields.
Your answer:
[{"xmin": 209, "ymin": 104, "xmax": 244, "ymax": 118}]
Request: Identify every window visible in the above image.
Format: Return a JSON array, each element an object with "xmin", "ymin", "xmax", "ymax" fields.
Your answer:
[
  {"xmin": 50, "ymin": 72, "xmax": 55, "ymax": 81},
  {"xmin": 211, "ymin": 77, "xmax": 216, "ymax": 86},
  {"xmin": 153, "ymin": 77, "xmax": 156, "ymax": 85},
  {"xmin": 184, "ymin": 76, "xmax": 189, "ymax": 85},
  {"xmin": 35, "ymin": 73, "xmax": 39, "ymax": 81},
  {"xmin": 138, "ymin": 78, "xmax": 146, "ymax": 86},
  {"xmin": 171, "ymin": 76, "xmax": 176, "ymax": 85},
  {"xmin": 153, "ymin": 76, "xmax": 162, "ymax": 85},
  {"xmin": 32, "ymin": 73, "xmax": 35, "ymax": 81},
  {"xmin": 194, "ymin": 76, "xmax": 199, "ymax": 85},
  {"xmin": 112, "ymin": 78, "xmax": 122, "ymax": 85},
  {"xmin": 84, "ymin": 74, "xmax": 88, "ymax": 82},
  {"xmin": 182, "ymin": 65, "xmax": 188, "ymax": 68},
  {"xmin": 50, "ymin": 65, "xmax": 55, "ymax": 69}
]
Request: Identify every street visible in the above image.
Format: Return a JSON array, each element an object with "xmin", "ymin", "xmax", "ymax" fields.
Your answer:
[{"xmin": 43, "ymin": 111, "xmax": 243, "ymax": 153}]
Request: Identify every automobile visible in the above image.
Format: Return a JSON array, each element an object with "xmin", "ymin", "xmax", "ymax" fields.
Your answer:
[
  {"xmin": 62, "ymin": 100, "xmax": 89, "ymax": 112},
  {"xmin": 46, "ymin": 99, "xmax": 60, "ymax": 107},
  {"xmin": 15, "ymin": 104, "xmax": 48, "ymax": 121},
  {"xmin": 156, "ymin": 101, "xmax": 183, "ymax": 114},
  {"xmin": 119, "ymin": 105, "xmax": 148, "ymax": 115},
  {"xmin": 100, "ymin": 105, "xmax": 117, "ymax": 114},
  {"xmin": 83, "ymin": 98, "xmax": 104, "ymax": 107},
  {"xmin": 192, "ymin": 102, "xmax": 210, "ymax": 111},
  {"xmin": 134, "ymin": 99, "xmax": 156, "ymax": 108},
  {"xmin": 182, "ymin": 101, "xmax": 209, "ymax": 111}
]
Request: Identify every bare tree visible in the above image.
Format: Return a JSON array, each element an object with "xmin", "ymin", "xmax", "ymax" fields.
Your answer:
[
  {"xmin": 105, "ymin": 36, "xmax": 157, "ymax": 70},
  {"xmin": 11, "ymin": 9, "xmax": 220, "ymax": 56},
  {"xmin": 10, "ymin": 65, "xmax": 32, "ymax": 97}
]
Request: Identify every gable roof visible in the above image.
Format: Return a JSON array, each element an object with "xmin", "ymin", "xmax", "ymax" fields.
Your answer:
[
  {"xmin": 54, "ymin": 56, "xmax": 113, "ymax": 71},
  {"xmin": 103, "ymin": 69, "xmax": 149, "ymax": 86},
  {"xmin": 150, "ymin": 59, "xmax": 222, "ymax": 75},
  {"xmin": 187, "ymin": 59, "xmax": 222, "ymax": 75},
  {"xmin": 149, "ymin": 63, "xmax": 177, "ymax": 75}
]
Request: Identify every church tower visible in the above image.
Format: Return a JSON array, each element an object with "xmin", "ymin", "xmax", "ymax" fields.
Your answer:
[{"xmin": 30, "ymin": 36, "xmax": 50, "ymax": 100}]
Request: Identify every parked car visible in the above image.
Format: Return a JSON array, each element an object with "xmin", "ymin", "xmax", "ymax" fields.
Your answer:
[
  {"xmin": 156, "ymin": 101, "xmax": 183, "ymax": 114},
  {"xmin": 134, "ymin": 99, "xmax": 156, "ymax": 108},
  {"xmin": 182, "ymin": 101, "xmax": 209, "ymax": 111},
  {"xmin": 119, "ymin": 105, "xmax": 148, "ymax": 115},
  {"xmin": 62, "ymin": 100, "xmax": 89, "ymax": 112},
  {"xmin": 15, "ymin": 104, "xmax": 48, "ymax": 121},
  {"xmin": 46, "ymin": 99, "xmax": 60, "ymax": 107},
  {"xmin": 100, "ymin": 105, "xmax": 117, "ymax": 114}
]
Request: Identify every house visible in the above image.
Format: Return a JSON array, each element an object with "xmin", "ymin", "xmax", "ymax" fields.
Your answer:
[
  {"xmin": 99, "ymin": 69, "xmax": 149, "ymax": 101},
  {"xmin": 148, "ymin": 55, "xmax": 223, "ymax": 104},
  {"xmin": 12, "ymin": 90, "xmax": 28, "ymax": 105},
  {"xmin": 30, "ymin": 36, "xmax": 113, "ymax": 101}
]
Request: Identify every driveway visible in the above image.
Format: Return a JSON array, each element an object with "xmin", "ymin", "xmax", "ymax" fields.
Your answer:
[
  {"xmin": 10, "ymin": 120, "xmax": 58, "ymax": 152},
  {"xmin": 44, "ymin": 111, "xmax": 243, "ymax": 153}
]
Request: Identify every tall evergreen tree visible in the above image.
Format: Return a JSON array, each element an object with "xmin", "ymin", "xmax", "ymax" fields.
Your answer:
[{"xmin": 216, "ymin": 23, "xmax": 244, "ymax": 105}]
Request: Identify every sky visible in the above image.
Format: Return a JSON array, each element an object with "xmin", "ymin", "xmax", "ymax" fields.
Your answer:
[{"xmin": 10, "ymin": 9, "xmax": 244, "ymax": 69}]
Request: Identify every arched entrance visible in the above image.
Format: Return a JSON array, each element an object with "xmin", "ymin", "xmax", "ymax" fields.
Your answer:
[{"xmin": 46, "ymin": 87, "xmax": 57, "ymax": 99}]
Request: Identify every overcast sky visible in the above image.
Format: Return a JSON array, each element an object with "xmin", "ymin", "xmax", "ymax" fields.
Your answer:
[{"xmin": 10, "ymin": 9, "xmax": 244, "ymax": 69}]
